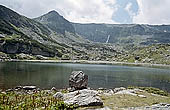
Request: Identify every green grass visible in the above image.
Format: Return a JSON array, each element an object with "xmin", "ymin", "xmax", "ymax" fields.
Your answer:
[
  {"xmin": 100, "ymin": 88, "xmax": 170, "ymax": 110},
  {"xmin": 0, "ymin": 90, "xmax": 77, "ymax": 110}
]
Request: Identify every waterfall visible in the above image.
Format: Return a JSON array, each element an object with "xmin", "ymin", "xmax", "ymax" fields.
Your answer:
[{"xmin": 106, "ymin": 35, "xmax": 110, "ymax": 43}]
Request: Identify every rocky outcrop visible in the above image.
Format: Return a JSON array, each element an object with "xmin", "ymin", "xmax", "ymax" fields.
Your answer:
[
  {"xmin": 69, "ymin": 71, "xmax": 88, "ymax": 91},
  {"xmin": 126, "ymin": 103, "xmax": 170, "ymax": 110},
  {"xmin": 53, "ymin": 89, "xmax": 103, "ymax": 107},
  {"xmin": 0, "ymin": 40, "xmax": 56, "ymax": 57}
]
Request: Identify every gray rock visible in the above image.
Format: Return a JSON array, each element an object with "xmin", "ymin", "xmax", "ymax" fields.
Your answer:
[
  {"xmin": 115, "ymin": 89, "xmax": 137, "ymax": 96},
  {"xmin": 63, "ymin": 89, "xmax": 103, "ymax": 107},
  {"xmin": 113, "ymin": 87, "xmax": 126, "ymax": 93},
  {"xmin": 86, "ymin": 106, "xmax": 111, "ymax": 110},
  {"xmin": 23, "ymin": 86, "xmax": 36, "ymax": 90},
  {"xmin": 69, "ymin": 71, "xmax": 88, "ymax": 90},
  {"xmin": 126, "ymin": 103, "xmax": 170, "ymax": 110},
  {"xmin": 15, "ymin": 86, "xmax": 23, "ymax": 90},
  {"xmin": 36, "ymin": 55, "xmax": 48, "ymax": 60},
  {"xmin": 53, "ymin": 92, "xmax": 64, "ymax": 99},
  {"xmin": 138, "ymin": 94, "xmax": 146, "ymax": 98},
  {"xmin": 51, "ymin": 87, "xmax": 57, "ymax": 91}
]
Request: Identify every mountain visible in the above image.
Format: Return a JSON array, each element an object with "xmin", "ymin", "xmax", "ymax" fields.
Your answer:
[
  {"xmin": 73, "ymin": 23, "xmax": 170, "ymax": 45},
  {"xmin": 0, "ymin": 5, "xmax": 86, "ymax": 59},
  {"xmin": 34, "ymin": 11, "xmax": 75, "ymax": 34},
  {"xmin": 0, "ymin": 5, "xmax": 95, "ymax": 60},
  {"xmin": 0, "ymin": 5, "xmax": 62, "ymax": 57}
]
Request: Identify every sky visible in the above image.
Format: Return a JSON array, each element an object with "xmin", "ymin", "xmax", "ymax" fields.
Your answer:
[{"xmin": 0, "ymin": 0, "xmax": 170, "ymax": 24}]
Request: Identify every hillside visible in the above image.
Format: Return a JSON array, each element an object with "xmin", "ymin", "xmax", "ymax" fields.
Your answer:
[
  {"xmin": 0, "ymin": 5, "xmax": 87, "ymax": 60},
  {"xmin": 0, "ymin": 5, "xmax": 120, "ymax": 61},
  {"xmin": 73, "ymin": 23, "xmax": 170, "ymax": 45},
  {"xmin": 1, "ymin": 5, "xmax": 170, "ymax": 64},
  {"xmin": 34, "ymin": 11, "xmax": 75, "ymax": 34},
  {"xmin": 0, "ymin": 5, "xmax": 61, "ymax": 58}
]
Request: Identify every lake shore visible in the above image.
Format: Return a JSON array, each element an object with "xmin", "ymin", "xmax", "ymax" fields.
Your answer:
[
  {"xmin": 9, "ymin": 59, "xmax": 170, "ymax": 68},
  {"xmin": 1, "ymin": 86, "xmax": 170, "ymax": 110}
]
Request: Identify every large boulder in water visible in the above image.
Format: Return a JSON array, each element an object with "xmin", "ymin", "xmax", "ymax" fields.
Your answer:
[{"xmin": 69, "ymin": 71, "xmax": 88, "ymax": 90}]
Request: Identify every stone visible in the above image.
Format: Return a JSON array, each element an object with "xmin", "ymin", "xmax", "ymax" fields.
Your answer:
[
  {"xmin": 63, "ymin": 89, "xmax": 103, "ymax": 107},
  {"xmin": 102, "ymin": 89, "xmax": 114, "ymax": 96},
  {"xmin": 36, "ymin": 55, "xmax": 48, "ymax": 60},
  {"xmin": 126, "ymin": 103, "xmax": 170, "ymax": 110},
  {"xmin": 87, "ymin": 106, "xmax": 111, "ymax": 110},
  {"xmin": 69, "ymin": 71, "xmax": 88, "ymax": 90},
  {"xmin": 113, "ymin": 87, "xmax": 126, "ymax": 93},
  {"xmin": 6, "ymin": 89, "xmax": 13, "ymax": 92},
  {"xmin": 23, "ymin": 86, "xmax": 36, "ymax": 90},
  {"xmin": 138, "ymin": 94, "xmax": 146, "ymax": 98},
  {"xmin": 115, "ymin": 89, "xmax": 137, "ymax": 96},
  {"xmin": 53, "ymin": 92, "xmax": 64, "ymax": 99},
  {"xmin": 15, "ymin": 86, "xmax": 23, "ymax": 90},
  {"xmin": 51, "ymin": 87, "xmax": 57, "ymax": 91}
]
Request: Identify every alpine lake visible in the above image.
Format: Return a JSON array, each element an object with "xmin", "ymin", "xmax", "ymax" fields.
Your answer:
[{"xmin": 0, "ymin": 62, "xmax": 170, "ymax": 92}]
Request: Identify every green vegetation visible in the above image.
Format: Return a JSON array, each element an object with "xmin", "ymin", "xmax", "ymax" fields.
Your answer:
[
  {"xmin": 100, "ymin": 88, "xmax": 170, "ymax": 110},
  {"xmin": 0, "ymin": 90, "xmax": 77, "ymax": 110},
  {"xmin": 101, "ymin": 92, "xmax": 170, "ymax": 110},
  {"xmin": 128, "ymin": 86, "xmax": 169, "ymax": 96}
]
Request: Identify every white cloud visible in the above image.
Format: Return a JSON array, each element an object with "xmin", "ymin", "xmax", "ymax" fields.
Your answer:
[
  {"xmin": 125, "ymin": 2, "xmax": 135, "ymax": 19},
  {"xmin": 134, "ymin": 0, "xmax": 170, "ymax": 24},
  {"xmin": 0, "ymin": 0, "xmax": 117, "ymax": 23}
]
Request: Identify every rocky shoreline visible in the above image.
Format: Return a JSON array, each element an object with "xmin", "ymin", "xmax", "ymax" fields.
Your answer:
[
  {"xmin": 6, "ymin": 59, "xmax": 170, "ymax": 69},
  {"xmin": 1, "ymin": 85, "xmax": 170, "ymax": 110}
]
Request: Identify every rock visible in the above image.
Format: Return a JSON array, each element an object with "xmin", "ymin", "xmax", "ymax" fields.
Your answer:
[
  {"xmin": 36, "ymin": 55, "xmax": 49, "ymax": 60},
  {"xmin": 69, "ymin": 71, "xmax": 88, "ymax": 91},
  {"xmin": 115, "ymin": 89, "xmax": 137, "ymax": 96},
  {"xmin": 113, "ymin": 87, "xmax": 126, "ymax": 93},
  {"xmin": 16, "ymin": 53, "xmax": 34, "ymax": 60},
  {"xmin": 15, "ymin": 86, "xmax": 23, "ymax": 90},
  {"xmin": 53, "ymin": 92, "xmax": 64, "ymax": 99},
  {"xmin": 87, "ymin": 106, "xmax": 111, "ymax": 110},
  {"xmin": 23, "ymin": 86, "xmax": 36, "ymax": 90},
  {"xmin": 102, "ymin": 89, "xmax": 114, "ymax": 96},
  {"xmin": 126, "ymin": 103, "xmax": 170, "ymax": 110},
  {"xmin": 6, "ymin": 89, "xmax": 13, "ymax": 92},
  {"xmin": 138, "ymin": 94, "xmax": 146, "ymax": 98},
  {"xmin": 63, "ymin": 89, "xmax": 103, "ymax": 107},
  {"xmin": 51, "ymin": 87, "xmax": 57, "ymax": 91}
]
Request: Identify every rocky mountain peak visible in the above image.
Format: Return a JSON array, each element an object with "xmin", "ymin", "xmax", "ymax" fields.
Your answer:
[{"xmin": 34, "ymin": 10, "xmax": 75, "ymax": 34}]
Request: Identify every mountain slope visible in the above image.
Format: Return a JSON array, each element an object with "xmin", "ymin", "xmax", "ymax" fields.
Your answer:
[
  {"xmin": 73, "ymin": 23, "xmax": 170, "ymax": 45},
  {"xmin": 0, "ymin": 5, "xmax": 91, "ymax": 60},
  {"xmin": 34, "ymin": 10, "xmax": 90, "ymax": 45},
  {"xmin": 34, "ymin": 11, "xmax": 75, "ymax": 34},
  {"xmin": 0, "ymin": 5, "xmax": 67, "ymax": 57}
]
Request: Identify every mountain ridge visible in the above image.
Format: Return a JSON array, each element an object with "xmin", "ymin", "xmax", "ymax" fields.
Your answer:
[{"xmin": 34, "ymin": 10, "xmax": 75, "ymax": 34}]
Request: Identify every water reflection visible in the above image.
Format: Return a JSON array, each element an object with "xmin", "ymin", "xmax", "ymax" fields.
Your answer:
[{"xmin": 0, "ymin": 62, "xmax": 170, "ymax": 92}]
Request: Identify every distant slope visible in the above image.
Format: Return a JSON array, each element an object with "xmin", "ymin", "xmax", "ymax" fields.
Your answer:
[{"xmin": 73, "ymin": 23, "xmax": 170, "ymax": 45}]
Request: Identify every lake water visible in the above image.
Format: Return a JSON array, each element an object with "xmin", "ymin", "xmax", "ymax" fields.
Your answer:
[{"xmin": 0, "ymin": 62, "xmax": 170, "ymax": 92}]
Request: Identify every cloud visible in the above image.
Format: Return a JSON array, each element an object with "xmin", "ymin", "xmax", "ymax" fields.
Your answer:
[
  {"xmin": 0, "ymin": 0, "xmax": 117, "ymax": 23},
  {"xmin": 125, "ymin": 2, "xmax": 136, "ymax": 18},
  {"xmin": 134, "ymin": 0, "xmax": 170, "ymax": 24}
]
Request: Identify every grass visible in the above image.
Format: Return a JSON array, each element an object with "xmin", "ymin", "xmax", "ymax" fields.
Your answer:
[
  {"xmin": 0, "ymin": 90, "xmax": 77, "ymax": 110},
  {"xmin": 128, "ymin": 86, "xmax": 169, "ymax": 96},
  {"xmin": 100, "ymin": 88, "xmax": 170, "ymax": 110},
  {"xmin": 0, "ymin": 87, "xmax": 170, "ymax": 110}
]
